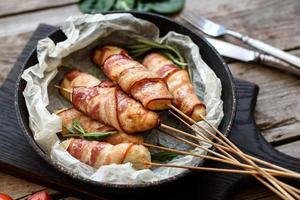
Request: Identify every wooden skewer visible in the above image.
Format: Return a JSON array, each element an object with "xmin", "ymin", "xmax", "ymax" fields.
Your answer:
[
  {"xmin": 146, "ymin": 162, "xmax": 296, "ymax": 199},
  {"xmin": 168, "ymin": 104, "xmax": 297, "ymax": 200},
  {"xmin": 149, "ymin": 159, "xmax": 295, "ymax": 199},
  {"xmin": 167, "ymin": 110, "xmax": 300, "ymax": 197},
  {"xmin": 147, "ymin": 162, "xmax": 261, "ymax": 175},
  {"xmin": 164, "ymin": 113, "xmax": 300, "ymax": 180},
  {"xmin": 163, "ymin": 130, "xmax": 300, "ymax": 179},
  {"xmin": 167, "ymin": 111, "xmax": 242, "ymax": 161},
  {"xmin": 144, "ymin": 142, "xmax": 300, "ymax": 179}
]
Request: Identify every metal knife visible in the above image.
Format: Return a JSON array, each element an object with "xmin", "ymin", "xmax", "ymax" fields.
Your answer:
[{"xmin": 206, "ymin": 38, "xmax": 300, "ymax": 76}]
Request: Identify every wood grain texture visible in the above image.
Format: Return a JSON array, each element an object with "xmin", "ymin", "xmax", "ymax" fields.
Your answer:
[
  {"xmin": 182, "ymin": 0, "xmax": 300, "ymax": 50},
  {"xmin": 0, "ymin": 0, "xmax": 78, "ymax": 17},
  {"xmin": 229, "ymin": 60, "xmax": 300, "ymax": 147},
  {"xmin": 232, "ymin": 183, "xmax": 281, "ymax": 200},
  {"xmin": 276, "ymin": 140, "xmax": 300, "ymax": 159},
  {"xmin": 0, "ymin": 172, "xmax": 44, "ymax": 199},
  {"xmin": 0, "ymin": 33, "xmax": 31, "ymax": 85},
  {"xmin": 0, "ymin": 5, "xmax": 81, "ymax": 37}
]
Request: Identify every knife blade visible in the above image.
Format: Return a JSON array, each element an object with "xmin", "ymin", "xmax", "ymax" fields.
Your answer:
[{"xmin": 206, "ymin": 38, "xmax": 300, "ymax": 76}]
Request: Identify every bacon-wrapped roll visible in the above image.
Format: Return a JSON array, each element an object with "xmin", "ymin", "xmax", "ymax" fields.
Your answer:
[
  {"xmin": 143, "ymin": 53, "xmax": 206, "ymax": 122},
  {"xmin": 62, "ymin": 138, "xmax": 151, "ymax": 170},
  {"xmin": 55, "ymin": 108, "xmax": 143, "ymax": 145},
  {"xmin": 92, "ymin": 45, "xmax": 173, "ymax": 110},
  {"xmin": 60, "ymin": 70, "xmax": 160, "ymax": 134}
]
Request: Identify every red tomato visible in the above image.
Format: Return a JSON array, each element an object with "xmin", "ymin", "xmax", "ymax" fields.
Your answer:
[
  {"xmin": 0, "ymin": 193, "xmax": 13, "ymax": 200},
  {"xmin": 27, "ymin": 191, "xmax": 52, "ymax": 200}
]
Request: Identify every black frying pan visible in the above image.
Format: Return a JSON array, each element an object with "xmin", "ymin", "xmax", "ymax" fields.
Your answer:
[{"xmin": 15, "ymin": 11, "xmax": 236, "ymax": 195}]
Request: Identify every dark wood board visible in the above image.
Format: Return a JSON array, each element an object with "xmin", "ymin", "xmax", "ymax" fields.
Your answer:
[{"xmin": 0, "ymin": 24, "xmax": 299, "ymax": 200}]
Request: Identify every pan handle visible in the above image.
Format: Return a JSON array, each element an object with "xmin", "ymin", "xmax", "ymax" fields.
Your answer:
[{"xmin": 196, "ymin": 79, "xmax": 300, "ymax": 200}]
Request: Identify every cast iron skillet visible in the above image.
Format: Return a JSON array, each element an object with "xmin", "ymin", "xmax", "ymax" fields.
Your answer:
[{"xmin": 15, "ymin": 11, "xmax": 236, "ymax": 194}]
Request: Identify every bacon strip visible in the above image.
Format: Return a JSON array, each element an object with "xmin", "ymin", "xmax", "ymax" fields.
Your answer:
[
  {"xmin": 92, "ymin": 45, "xmax": 173, "ymax": 110},
  {"xmin": 60, "ymin": 70, "xmax": 160, "ymax": 134},
  {"xmin": 55, "ymin": 108, "xmax": 143, "ymax": 145},
  {"xmin": 63, "ymin": 138, "xmax": 151, "ymax": 170},
  {"xmin": 142, "ymin": 53, "xmax": 206, "ymax": 122}
]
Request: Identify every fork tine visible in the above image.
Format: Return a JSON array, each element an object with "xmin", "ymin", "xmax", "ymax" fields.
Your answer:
[
  {"xmin": 181, "ymin": 12, "xmax": 225, "ymax": 37},
  {"xmin": 182, "ymin": 12, "xmax": 206, "ymax": 28}
]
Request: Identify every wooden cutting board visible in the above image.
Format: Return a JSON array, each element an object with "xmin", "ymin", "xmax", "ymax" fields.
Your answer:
[{"xmin": 0, "ymin": 24, "xmax": 299, "ymax": 200}]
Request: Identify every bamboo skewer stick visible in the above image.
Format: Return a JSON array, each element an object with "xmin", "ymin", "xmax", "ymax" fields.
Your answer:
[
  {"xmin": 163, "ymin": 130, "xmax": 300, "ymax": 179},
  {"xmin": 166, "ymin": 111, "xmax": 300, "ymax": 197},
  {"xmin": 143, "ymin": 142, "xmax": 300, "ymax": 179},
  {"xmin": 147, "ymin": 162, "xmax": 262, "ymax": 175},
  {"xmin": 162, "ymin": 117, "xmax": 300, "ymax": 181},
  {"xmin": 168, "ymin": 104, "xmax": 298, "ymax": 200},
  {"xmin": 164, "ymin": 130, "xmax": 300, "ymax": 197},
  {"xmin": 167, "ymin": 111, "xmax": 241, "ymax": 161}
]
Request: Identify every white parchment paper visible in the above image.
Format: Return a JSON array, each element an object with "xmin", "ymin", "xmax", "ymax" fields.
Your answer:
[{"xmin": 21, "ymin": 13, "xmax": 223, "ymax": 185}]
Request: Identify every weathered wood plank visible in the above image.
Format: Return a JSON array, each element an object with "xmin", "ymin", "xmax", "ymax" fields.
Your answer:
[
  {"xmin": 228, "ymin": 51, "xmax": 300, "ymax": 147},
  {"xmin": 276, "ymin": 140, "xmax": 300, "ymax": 159},
  {"xmin": 0, "ymin": 172, "xmax": 44, "ymax": 199},
  {"xmin": 232, "ymin": 183, "xmax": 280, "ymax": 200},
  {"xmin": 0, "ymin": 33, "xmax": 31, "ymax": 84},
  {"xmin": 0, "ymin": 5, "xmax": 81, "ymax": 37},
  {"xmin": 182, "ymin": 0, "xmax": 300, "ymax": 50},
  {"xmin": 0, "ymin": 0, "xmax": 78, "ymax": 17}
]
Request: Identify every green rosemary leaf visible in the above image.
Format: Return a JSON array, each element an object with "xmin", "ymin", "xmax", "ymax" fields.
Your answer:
[
  {"xmin": 72, "ymin": 119, "xmax": 86, "ymax": 134},
  {"xmin": 83, "ymin": 131, "xmax": 117, "ymax": 140},
  {"xmin": 151, "ymin": 151, "xmax": 178, "ymax": 162},
  {"xmin": 127, "ymin": 37, "xmax": 193, "ymax": 79},
  {"xmin": 63, "ymin": 125, "xmax": 76, "ymax": 134}
]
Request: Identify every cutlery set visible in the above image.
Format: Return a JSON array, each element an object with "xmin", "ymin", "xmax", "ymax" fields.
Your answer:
[{"xmin": 182, "ymin": 12, "xmax": 300, "ymax": 76}]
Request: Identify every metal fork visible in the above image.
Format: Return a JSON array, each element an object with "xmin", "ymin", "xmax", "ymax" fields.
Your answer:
[{"xmin": 182, "ymin": 12, "xmax": 300, "ymax": 68}]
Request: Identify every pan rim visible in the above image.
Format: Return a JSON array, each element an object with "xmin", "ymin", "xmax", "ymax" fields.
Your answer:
[{"xmin": 15, "ymin": 11, "xmax": 236, "ymax": 190}]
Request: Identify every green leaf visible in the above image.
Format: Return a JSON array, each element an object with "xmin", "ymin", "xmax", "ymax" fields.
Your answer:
[
  {"xmin": 83, "ymin": 131, "xmax": 117, "ymax": 140},
  {"xmin": 136, "ymin": 1, "xmax": 152, "ymax": 12},
  {"xmin": 72, "ymin": 119, "xmax": 86, "ymax": 135},
  {"xmin": 127, "ymin": 37, "xmax": 192, "ymax": 78},
  {"xmin": 92, "ymin": 0, "xmax": 115, "ymax": 13},
  {"xmin": 149, "ymin": 0, "xmax": 185, "ymax": 14},
  {"xmin": 79, "ymin": 0, "xmax": 96, "ymax": 13},
  {"xmin": 151, "ymin": 151, "xmax": 178, "ymax": 162},
  {"xmin": 114, "ymin": 0, "xmax": 136, "ymax": 11},
  {"xmin": 64, "ymin": 125, "xmax": 76, "ymax": 134}
]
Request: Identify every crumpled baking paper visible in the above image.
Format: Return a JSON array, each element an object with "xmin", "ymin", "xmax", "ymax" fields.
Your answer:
[{"xmin": 21, "ymin": 13, "xmax": 223, "ymax": 185}]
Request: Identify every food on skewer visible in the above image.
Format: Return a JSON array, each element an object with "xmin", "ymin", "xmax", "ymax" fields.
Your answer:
[
  {"xmin": 55, "ymin": 108, "xmax": 143, "ymax": 145},
  {"xmin": 60, "ymin": 70, "xmax": 101, "ymax": 99},
  {"xmin": 142, "ymin": 53, "xmax": 206, "ymax": 122},
  {"xmin": 59, "ymin": 70, "xmax": 160, "ymax": 134},
  {"xmin": 61, "ymin": 138, "xmax": 151, "ymax": 170},
  {"xmin": 92, "ymin": 46, "xmax": 173, "ymax": 110}
]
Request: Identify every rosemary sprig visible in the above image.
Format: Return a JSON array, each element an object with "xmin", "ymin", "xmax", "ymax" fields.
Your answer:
[
  {"xmin": 127, "ymin": 37, "xmax": 194, "ymax": 80},
  {"xmin": 63, "ymin": 119, "xmax": 117, "ymax": 141},
  {"xmin": 128, "ymin": 37, "xmax": 187, "ymax": 68}
]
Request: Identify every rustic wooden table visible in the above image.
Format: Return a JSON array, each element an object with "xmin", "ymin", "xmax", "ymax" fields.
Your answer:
[{"xmin": 0, "ymin": 0, "xmax": 299, "ymax": 199}]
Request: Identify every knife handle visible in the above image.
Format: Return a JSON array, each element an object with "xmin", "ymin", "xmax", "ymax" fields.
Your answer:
[
  {"xmin": 226, "ymin": 30, "xmax": 300, "ymax": 69},
  {"xmin": 255, "ymin": 52, "xmax": 300, "ymax": 76}
]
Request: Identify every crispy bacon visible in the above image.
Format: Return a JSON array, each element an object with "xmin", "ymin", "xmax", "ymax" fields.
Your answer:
[
  {"xmin": 143, "ymin": 53, "xmax": 206, "ymax": 122},
  {"xmin": 55, "ymin": 108, "xmax": 143, "ymax": 145},
  {"xmin": 92, "ymin": 45, "xmax": 173, "ymax": 110},
  {"xmin": 63, "ymin": 138, "xmax": 151, "ymax": 170},
  {"xmin": 60, "ymin": 70, "xmax": 160, "ymax": 134}
]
